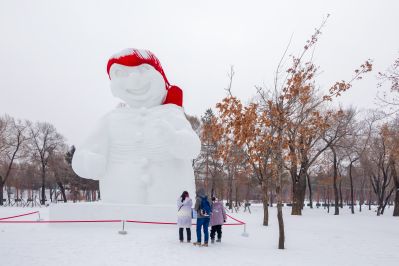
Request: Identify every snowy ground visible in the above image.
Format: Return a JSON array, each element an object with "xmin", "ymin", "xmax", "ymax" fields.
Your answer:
[{"xmin": 1, "ymin": 204, "xmax": 398, "ymax": 266}]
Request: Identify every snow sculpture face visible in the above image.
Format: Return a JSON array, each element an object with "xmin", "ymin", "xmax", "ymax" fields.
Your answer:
[{"xmin": 109, "ymin": 63, "xmax": 167, "ymax": 108}]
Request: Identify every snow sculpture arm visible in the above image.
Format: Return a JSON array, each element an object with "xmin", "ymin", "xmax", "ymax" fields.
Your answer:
[
  {"xmin": 72, "ymin": 117, "xmax": 108, "ymax": 180},
  {"xmin": 159, "ymin": 106, "xmax": 201, "ymax": 160}
]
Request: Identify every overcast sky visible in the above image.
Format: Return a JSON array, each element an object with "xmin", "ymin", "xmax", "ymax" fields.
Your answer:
[{"xmin": 0, "ymin": 0, "xmax": 398, "ymax": 145}]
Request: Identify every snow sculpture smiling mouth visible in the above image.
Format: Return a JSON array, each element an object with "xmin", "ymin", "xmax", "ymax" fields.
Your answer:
[{"xmin": 126, "ymin": 82, "xmax": 151, "ymax": 95}]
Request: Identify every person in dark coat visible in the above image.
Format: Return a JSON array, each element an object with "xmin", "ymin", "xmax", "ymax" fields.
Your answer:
[{"xmin": 193, "ymin": 188, "xmax": 211, "ymax": 247}]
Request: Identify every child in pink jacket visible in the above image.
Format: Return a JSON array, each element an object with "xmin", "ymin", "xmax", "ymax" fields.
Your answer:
[{"xmin": 210, "ymin": 197, "xmax": 227, "ymax": 243}]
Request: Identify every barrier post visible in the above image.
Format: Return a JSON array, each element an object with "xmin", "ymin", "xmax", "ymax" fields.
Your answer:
[
  {"xmin": 37, "ymin": 211, "xmax": 43, "ymax": 221},
  {"xmin": 241, "ymin": 223, "xmax": 249, "ymax": 237},
  {"xmin": 118, "ymin": 220, "xmax": 127, "ymax": 235}
]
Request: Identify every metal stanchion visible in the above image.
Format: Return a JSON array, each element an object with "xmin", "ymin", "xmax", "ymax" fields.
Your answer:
[
  {"xmin": 241, "ymin": 224, "xmax": 249, "ymax": 237},
  {"xmin": 36, "ymin": 212, "xmax": 43, "ymax": 221},
  {"xmin": 118, "ymin": 220, "xmax": 128, "ymax": 235}
]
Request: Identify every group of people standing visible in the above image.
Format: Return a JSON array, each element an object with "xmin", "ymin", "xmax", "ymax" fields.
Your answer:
[{"xmin": 177, "ymin": 188, "xmax": 227, "ymax": 247}]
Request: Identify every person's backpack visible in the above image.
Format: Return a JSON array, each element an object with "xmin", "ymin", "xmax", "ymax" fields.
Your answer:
[{"xmin": 199, "ymin": 196, "xmax": 211, "ymax": 216}]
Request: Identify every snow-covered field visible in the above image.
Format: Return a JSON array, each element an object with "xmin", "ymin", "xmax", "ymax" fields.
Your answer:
[{"xmin": 1, "ymin": 204, "xmax": 398, "ymax": 266}]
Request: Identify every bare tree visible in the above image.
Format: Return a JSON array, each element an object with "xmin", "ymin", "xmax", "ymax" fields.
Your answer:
[
  {"xmin": 323, "ymin": 109, "xmax": 357, "ymax": 215},
  {"xmin": 28, "ymin": 121, "xmax": 65, "ymax": 205},
  {"xmin": 340, "ymin": 113, "xmax": 375, "ymax": 214},
  {"xmin": 48, "ymin": 150, "xmax": 71, "ymax": 202},
  {"xmin": 382, "ymin": 117, "xmax": 399, "ymax": 216},
  {"xmin": 362, "ymin": 124, "xmax": 395, "ymax": 216},
  {"xmin": 391, "ymin": 158, "xmax": 399, "ymax": 216},
  {"xmin": 0, "ymin": 115, "xmax": 29, "ymax": 205}
]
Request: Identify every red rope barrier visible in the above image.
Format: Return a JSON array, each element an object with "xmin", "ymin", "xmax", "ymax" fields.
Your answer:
[
  {"xmin": 0, "ymin": 211, "xmax": 39, "ymax": 221},
  {"xmin": 0, "ymin": 211, "xmax": 245, "ymax": 226},
  {"xmin": 225, "ymin": 213, "xmax": 245, "ymax": 225},
  {"xmin": 126, "ymin": 220, "xmax": 177, "ymax": 225},
  {"xmin": 125, "ymin": 220, "xmax": 243, "ymax": 226},
  {"xmin": 126, "ymin": 215, "xmax": 245, "ymax": 226},
  {"xmin": 0, "ymin": 220, "xmax": 245, "ymax": 225},
  {"xmin": 0, "ymin": 219, "xmax": 122, "ymax": 224}
]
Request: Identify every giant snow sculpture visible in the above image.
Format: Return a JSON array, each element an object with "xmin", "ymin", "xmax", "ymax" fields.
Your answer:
[{"xmin": 72, "ymin": 49, "xmax": 201, "ymax": 205}]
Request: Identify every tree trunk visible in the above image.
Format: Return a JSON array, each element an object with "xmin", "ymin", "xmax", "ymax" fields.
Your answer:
[
  {"xmin": 235, "ymin": 185, "xmax": 239, "ymax": 210},
  {"xmin": 41, "ymin": 167, "xmax": 46, "ymax": 205},
  {"xmin": 269, "ymin": 187, "xmax": 273, "ymax": 207},
  {"xmin": 376, "ymin": 182, "xmax": 387, "ymax": 216},
  {"xmin": 57, "ymin": 182, "xmax": 67, "ymax": 203},
  {"xmin": 332, "ymin": 149, "xmax": 339, "ymax": 215},
  {"xmin": 339, "ymin": 180, "xmax": 343, "ymax": 208},
  {"xmin": 376, "ymin": 186, "xmax": 383, "ymax": 216},
  {"xmin": 0, "ymin": 178, "xmax": 3, "ymax": 206},
  {"xmin": 393, "ymin": 189, "xmax": 399, "ymax": 216},
  {"xmin": 391, "ymin": 160, "xmax": 399, "ymax": 216},
  {"xmin": 50, "ymin": 188, "xmax": 54, "ymax": 202},
  {"xmin": 277, "ymin": 200, "xmax": 285, "ymax": 249},
  {"xmin": 7, "ymin": 186, "xmax": 11, "ymax": 205},
  {"xmin": 228, "ymin": 170, "xmax": 233, "ymax": 211},
  {"xmin": 381, "ymin": 188, "xmax": 394, "ymax": 215},
  {"xmin": 275, "ymin": 125, "xmax": 286, "ymax": 249},
  {"xmin": 349, "ymin": 162, "xmax": 355, "ymax": 214},
  {"xmin": 327, "ymin": 188, "xmax": 330, "ymax": 213},
  {"xmin": 299, "ymin": 172, "xmax": 307, "ymax": 209},
  {"xmin": 368, "ymin": 189, "xmax": 372, "ymax": 210},
  {"xmin": 262, "ymin": 183, "xmax": 269, "ymax": 226},
  {"xmin": 307, "ymin": 174, "xmax": 313, "ymax": 208},
  {"xmin": 291, "ymin": 175, "xmax": 306, "ymax": 215},
  {"xmin": 359, "ymin": 180, "xmax": 364, "ymax": 212},
  {"xmin": 276, "ymin": 127, "xmax": 285, "ymax": 249}
]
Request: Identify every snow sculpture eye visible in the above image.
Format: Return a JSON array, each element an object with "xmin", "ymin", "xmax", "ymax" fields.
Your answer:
[{"xmin": 115, "ymin": 69, "xmax": 128, "ymax": 78}]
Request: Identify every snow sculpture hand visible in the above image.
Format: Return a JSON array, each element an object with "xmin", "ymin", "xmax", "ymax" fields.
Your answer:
[
  {"xmin": 72, "ymin": 151, "xmax": 106, "ymax": 179},
  {"xmin": 154, "ymin": 114, "xmax": 201, "ymax": 160},
  {"xmin": 72, "ymin": 117, "xmax": 108, "ymax": 180}
]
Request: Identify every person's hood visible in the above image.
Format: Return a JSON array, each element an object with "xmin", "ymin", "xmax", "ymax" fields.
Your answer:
[{"xmin": 196, "ymin": 188, "xmax": 206, "ymax": 197}]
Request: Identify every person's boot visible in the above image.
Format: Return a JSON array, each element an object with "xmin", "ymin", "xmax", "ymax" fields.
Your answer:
[
  {"xmin": 202, "ymin": 242, "xmax": 208, "ymax": 247},
  {"xmin": 193, "ymin": 242, "xmax": 201, "ymax": 246},
  {"xmin": 211, "ymin": 239, "xmax": 215, "ymax": 244},
  {"xmin": 216, "ymin": 239, "xmax": 221, "ymax": 243}
]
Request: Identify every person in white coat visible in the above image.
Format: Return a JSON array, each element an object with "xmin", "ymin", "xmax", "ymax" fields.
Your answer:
[{"xmin": 177, "ymin": 191, "xmax": 193, "ymax": 243}]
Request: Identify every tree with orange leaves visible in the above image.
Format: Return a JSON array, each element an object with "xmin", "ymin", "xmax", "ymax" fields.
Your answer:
[
  {"xmin": 217, "ymin": 93, "xmax": 275, "ymax": 225},
  {"xmin": 213, "ymin": 16, "xmax": 373, "ymax": 249},
  {"xmin": 255, "ymin": 16, "xmax": 372, "ymax": 216}
]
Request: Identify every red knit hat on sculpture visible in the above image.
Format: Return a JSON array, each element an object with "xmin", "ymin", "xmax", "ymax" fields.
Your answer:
[{"xmin": 107, "ymin": 48, "xmax": 183, "ymax": 107}]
